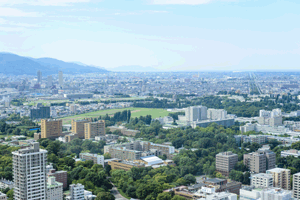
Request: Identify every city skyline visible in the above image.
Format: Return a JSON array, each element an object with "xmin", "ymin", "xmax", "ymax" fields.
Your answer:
[{"xmin": 0, "ymin": 0, "xmax": 300, "ymax": 71}]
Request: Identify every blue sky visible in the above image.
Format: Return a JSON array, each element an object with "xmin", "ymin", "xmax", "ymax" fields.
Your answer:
[{"xmin": 0, "ymin": 0, "xmax": 299, "ymax": 71}]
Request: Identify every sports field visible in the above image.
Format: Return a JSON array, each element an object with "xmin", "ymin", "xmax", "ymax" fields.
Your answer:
[{"xmin": 61, "ymin": 107, "xmax": 170, "ymax": 124}]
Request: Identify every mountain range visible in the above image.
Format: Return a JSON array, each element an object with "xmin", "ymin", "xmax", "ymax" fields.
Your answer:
[
  {"xmin": 0, "ymin": 53, "xmax": 108, "ymax": 76},
  {"xmin": 111, "ymin": 65, "xmax": 159, "ymax": 72}
]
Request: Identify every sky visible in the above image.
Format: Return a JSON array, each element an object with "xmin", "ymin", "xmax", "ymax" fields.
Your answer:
[{"xmin": 0, "ymin": 0, "xmax": 300, "ymax": 71}]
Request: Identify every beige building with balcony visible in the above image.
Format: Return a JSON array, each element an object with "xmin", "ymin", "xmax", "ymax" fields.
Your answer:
[
  {"xmin": 84, "ymin": 120, "xmax": 105, "ymax": 139},
  {"xmin": 41, "ymin": 119, "xmax": 62, "ymax": 139},
  {"xmin": 266, "ymin": 168, "xmax": 291, "ymax": 190},
  {"xmin": 71, "ymin": 119, "xmax": 91, "ymax": 139}
]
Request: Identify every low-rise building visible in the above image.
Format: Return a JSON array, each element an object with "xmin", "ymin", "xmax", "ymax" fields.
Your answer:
[
  {"xmin": 251, "ymin": 173, "xmax": 273, "ymax": 188},
  {"xmin": 0, "ymin": 179, "xmax": 13, "ymax": 190},
  {"xmin": 79, "ymin": 153, "xmax": 104, "ymax": 166},
  {"xmin": 0, "ymin": 192, "xmax": 7, "ymax": 200},
  {"xmin": 240, "ymin": 187, "xmax": 261, "ymax": 200},
  {"xmin": 281, "ymin": 149, "xmax": 300, "ymax": 158},
  {"xmin": 108, "ymin": 160, "xmax": 145, "ymax": 171},
  {"xmin": 261, "ymin": 188, "xmax": 292, "ymax": 200},
  {"xmin": 48, "ymin": 169, "xmax": 68, "ymax": 189},
  {"xmin": 46, "ymin": 176, "xmax": 63, "ymax": 200},
  {"xmin": 67, "ymin": 183, "xmax": 85, "ymax": 200}
]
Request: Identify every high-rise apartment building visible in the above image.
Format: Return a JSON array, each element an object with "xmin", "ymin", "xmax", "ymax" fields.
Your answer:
[
  {"xmin": 266, "ymin": 168, "xmax": 291, "ymax": 190},
  {"xmin": 41, "ymin": 119, "xmax": 62, "ymax": 139},
  {"xmin": 46, "ymin": 176, "xmax": 63, "ymax": 200},
  {"xmin": 58, "ymin": 71, "xmax": 63, "ymax": 88},
  {"xmin": 30, "ymin": 107, "xmax": 50, "ymax": 119},
  {"xmin": 47, "ymin": 75, "xmax": 53, "ymax": 88},
  {"xmin": 293, "ymin": 172, "xmax": 300, "ymax": 199},
  {"xmin": 37, "ymin": 70, "xmax": 42, "ymax": 83},
  {"xmin": 69, "ymin": 183, "xmax": 84, "ymax": 200},
  {"xmin": 71, "ymin": 119, "xmax": 91, "ymax": 139},
  {"xmin": 185, "ymin": 106, "xmax": 207, "ymax": 122},
  {"xmin": 251, "ymin": 173, "xmax": 273, "ymax": 188},
  {"xmin": 244, "ymin": 149, "xmax": 276, "ymax": 173},
  {"xmin": 216, "ymin": 151, "xmax": 238, "ymax": 176},
  {"xmin": 13, "ymin": 142, "xmax": 47, "ymax": 200},
  {"xmin": 207, "ymin": 109, "xmax": 227, "ymax": 120},
  {"xmin": 84, "ymin": 120, "xmax": 105, "ymax": 139}
]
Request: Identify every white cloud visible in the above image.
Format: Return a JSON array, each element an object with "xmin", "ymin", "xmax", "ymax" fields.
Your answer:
[
  {"xmin": 0, "ymin": 0, "xmax": 92, "ymax": 6},
  {"xmin": 0, "ymin": 7, "xmax": 38, "ymax": 17},
  {"xmin": 151, "ymin": 0, "xmax": 212, "ymax": 5}
]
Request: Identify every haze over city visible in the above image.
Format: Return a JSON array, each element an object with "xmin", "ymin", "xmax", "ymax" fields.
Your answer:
[{"xmin": 1, "ymin": 0, "xmax": 300, "ymax": 71}]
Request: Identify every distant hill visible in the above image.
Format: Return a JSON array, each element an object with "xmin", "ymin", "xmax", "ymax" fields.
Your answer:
[
  {"xmin": 0, "ymin": 53, "xmax": 108, "ymax": 75},
  {"xmin": 111, "ymin": 65, "xmax": 160, "ymax": 72}
]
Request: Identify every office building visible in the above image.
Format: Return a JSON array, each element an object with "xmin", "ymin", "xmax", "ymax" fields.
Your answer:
[
  {"xmin": 47, "ymin": 75, "xmax": 53, "ymax": 88},
  {"xmin": 251, "ymin": 173, "xmax": 273, "ymax": 188},
  {"xmin": 185, "ymin": 106, "xmax": 207, "ymax": 122},
  {"xmin": 216, "ymin": 151, "xmax": 238, "ymax": 176},
  {"xmin": 258, "ymin": 109, "xmax": 283, "ymax": 127},
  {"xmin": 106, "ymin": 147, "xmax": 142, "ymax": 161},
  {"xmin": 192, "ymin": 118, "xmax": 235, "ymax": 128},
  {"xmin": 261, "ymin": 188, "xmax": 292, "ymax": 200},
  {"xmin": 0, "ymin": 192, "xmax": 6, "ymax": 200},
  {"xmin": 37, "ymin": 70, "xmax": 42, "ymax": 83},
  {"xmin": 46, "ymin": 176, "xmax": 63, "ymax": 200},
  {"xmin": 266, "ymin": 168, "xmax": 291, "ymax": 190},
  {"xmin": 68, "ymin": 183, "xmax": 84, "ymax": 200},
  {"xmin": 281, "ymin": 149, "xmax": 300, "ymax": 158},
  {"xmin": 30, "ymin": 107, "xmax": 50, "ymax": 119},
  {"xmin": 293, "ymin": 172, "xmax": 300, "ymax": 199},
  {"xmin": 58, "ymin": 71, "xmax": 63, "ymax": 87},
  {"xmin": 244, "ymin": 149, "xmax": 276, "ymax": 173},
  {"xmin": 79, "ymin": 153, "xmax": 104, "ymax": 166},
  {"xmin": 12, "ymin": 142, "xmax": 47, "ymax": 200},
  {"xmin": 71, "ymin": 119, "xmax": 91, "ymax": 139},
  {"xmin": 84, "ymin": 120, "xmax": 105, "ymax": 139},
  {"xmin": 48, "ymin": 169, "xmax": 68, "ymax": 189},
  {"xmin": 41, "ymin": 119, "xmax": 62, "ymax": 139},
  {"xmin": 207, "ymin": 109, "xmax": 227, "ymax": 120},
  {"xmin": 243, "ymin": 135, "xmax": 267, "ymax": 144}
]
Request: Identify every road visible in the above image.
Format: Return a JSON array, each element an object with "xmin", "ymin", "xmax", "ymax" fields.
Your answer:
[{"xmin": 108, "ymin": 177, "xmax": 128, "ymax": 200}]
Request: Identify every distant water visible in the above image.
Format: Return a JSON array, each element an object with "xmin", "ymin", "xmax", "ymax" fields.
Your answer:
[{"xmin": 29, "ymin": 128, "xmax": 40, "ymax": 131}]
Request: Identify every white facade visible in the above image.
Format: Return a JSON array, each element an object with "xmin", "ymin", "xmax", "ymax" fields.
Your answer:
[
  {"xmin": 200, "ymin": 192, "xmax": 237, "ymax": 200},
  {"xmin": 260, "ymin": 188, "xmax": 292, "ymax": 200},
  {"xmin": 12, "ymin": 142, "xmax": 47, "ymax": 200},
  {"xmin": 47, "ymin": 75, "xmax": 53, "ymax": 88},
  {"xmin": 293, "ymin": 172, "xmax": 300, "ymax": 199},
  {"xmin": 251, "ymin": 173, "xmax": 273, "ymax": 188},
  {"xmin": 185, "ymin": 106, "xmax": 207, "ymax": 122},
  {"xmin": 46, "ymin": 177, "xmax": 63, "ymax": 200},
  {"xmin": 207, "ymin": 109, "xmax": 227, "ymax": 120},
  {"xmin": 69, "ymin": 183, "xmax": 85, "ymax": 200},
  {"xmin": 0, "ymin": 192, "xmax": 7, "ymax": 200},
  {"xmin": 240, "ymin": 188, "xmax": 261, "ymax": 200}
]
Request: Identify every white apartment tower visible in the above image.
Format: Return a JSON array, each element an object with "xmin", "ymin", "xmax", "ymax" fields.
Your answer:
[
  {"xmin": 207, "ymin": 109, "xmax": 227, "ymax": 120},
  {"xmin": 58, "ymin": 71, "xmax": 63, "ymax": 88},
  {"xmin": 293, "ymin": 172, "xmax": 300, "ymax": 199},
  {"xmin": 185, "ymin": 106, "xmax": 207, "ymax": 122},
  {"xmin": 13, "ymin": 142, "xmax": 47, "ymax": 200},
  {"xmin": 69, "ymin": 183, "xmax": 84, "ymax": 200},
  {"xmin": 46, "ymin": 176, "xmax": 63, "ymax": 200},
  {"xmin": 47, "ymin": 75, "xmax": 53, "ymax": 88}
]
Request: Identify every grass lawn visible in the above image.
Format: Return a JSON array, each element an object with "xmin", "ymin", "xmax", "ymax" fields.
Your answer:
[{"xmin": 61, "ymin": 107, "xmax": 170, "ymax": 124}]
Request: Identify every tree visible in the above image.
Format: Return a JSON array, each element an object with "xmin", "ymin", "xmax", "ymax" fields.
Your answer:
[
  {"xmin": 172, "ymin": 195, "xmax": 186, "ymax": 200},
  {"xmin": 157, "ymin": 192, "xmax": 172, "ymax": 200},
  {"xmin": 96, "ymin": 192, "xmax": 115, "ymax": 200}
]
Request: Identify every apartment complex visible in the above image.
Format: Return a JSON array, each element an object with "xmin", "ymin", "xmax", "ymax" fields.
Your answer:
[
  {"xmin": 12, "ymin": 142, "xmax": 47, "ymax": 200},
  {"xmin": 258, "ymin": 109, "xmax": 283, "ymax": 127},
  {"xmin": 185, "ymin": 106, "xmax": 207, "ymax": 122},
  {"xmin": 79, "ymin": 153, "xmax": 104, "ymax": 166},
  {"xmin": 260, "ymin": 188, "xmax": 292, "ymax": 200},
  {"xmin": 71, "ymin": 119, "xmax": 91, "ymax": 139},
  {"xmin": 251, "ymin": 173, "xmax": 273, "ymax": 188},
  {"xmin": 216, "ymin": 151, "xmax": 238, "ymax": 176},
  {"xmin": 84, "ymin": 120, "xmax": 105, "ymax": 139},
  {"xmin": 41, "ymin": 119, "xmax": 62, "ymax": 139},
  {"xmin": 266, "ymin": 168, "xmax": 291, "ymax": 190},
  {"xmin": 104, "ymin": 140, "xmax": 175, "ymax": 161},
  {"xmin": 243, "ymin": 149, "xmax": 276, "ymax": 173},
  {"xmin": 48, "ymin": 169, "xmax": 68, "ymax": 189},
  {"xmin": 207, "ymin": 109, "xmax": 227, "ymax": 120},
  {"xmin": 281, "ymin": 149, "xmax": 300, "ymax": 158},
  {"xmin": 30, "ymin": 107, "xmax": 50, "ymax": 119},
  {"xmin": 46, "ymin": 176, "xmax": 63, "ymax": 200},
  {"xmin": 293, "ymin": 172, "xmax": 300, "ymax": 199},
  {"xmin": 68, "ymin": 183, "xmax": 85, "ymax": 200}
]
